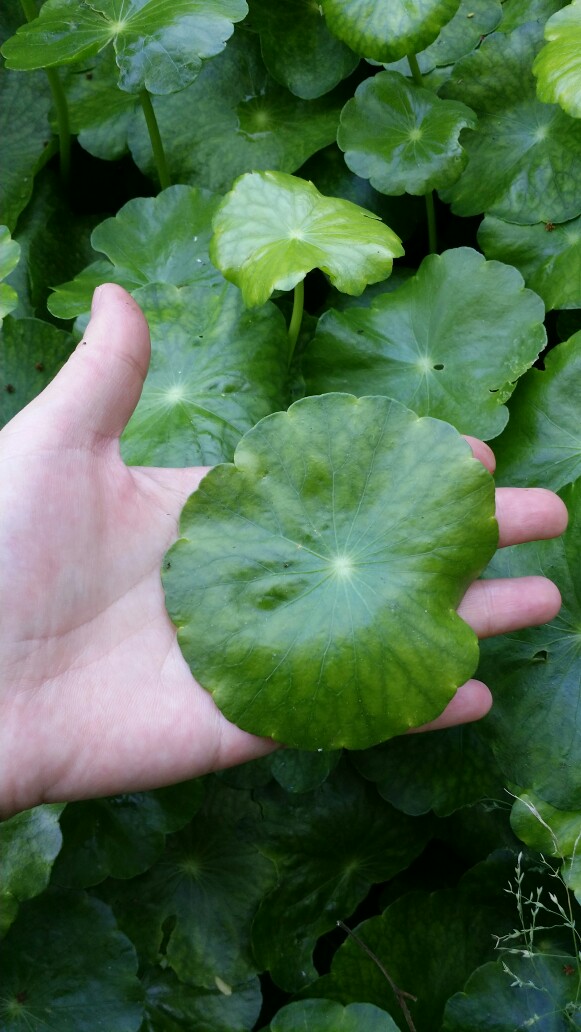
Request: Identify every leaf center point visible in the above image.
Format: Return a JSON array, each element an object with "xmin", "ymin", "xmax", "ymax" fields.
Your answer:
[{"xmin": 330, "ymin": 554, "xmax": 354, "ymax": 578}]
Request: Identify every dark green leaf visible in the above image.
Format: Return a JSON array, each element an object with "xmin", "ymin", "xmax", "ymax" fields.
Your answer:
[
  {"xmin": 492, "ymin": 332, "xmax": 581, "ymax": 491},
  {"xmin": 269, "ymin": 999, "xmax": 400, "ymax": 1031},
  {"xmin": 441, "ymin": 22, "xmax": 581, "ymax": 223},
  {"xmin": 103, "ymin": 788, "xmax": 276, "ymax": 988},
  {"xmin": 0, "ymin": 891, "xmax": 143, "ymax": 1031},
  {"xmin": 417, "ymin": 0, "xmax": 503, "ymax": 71},
  {"xmin": 64, "ymin": 49, "xmax": 139, "ymax": 161},
  {"xmin": 353, "ymin": 724, "xmax": 504, "ymax": 817},
  {"xmin": 443, "ymin": 954, "xmax": 581, "ymax": 1031},
  {"xmin": 163, "ymin": 393, "xmax": 497, "ymax": 751},
  {"xmin": 52, "ymin": 782, "xmax": 204, "ymax": 888},
  {"xmin": 2, "ymin": 0, "xmax": 248, "ymax": 95},
  {"xmin": 270, "ymin": 748, "xmax": 340, "ymax": 793},
  {"xmin": 305, "ymin": 248, "xmax": 546, "ymax": 440},
  {"xmin": 142, "ymin": 968, "xmax": 262, "ymax": 1032},
  {"xmin": 0, "ymin": 316, "xmax": 73, "ymax": 428},
  {"xmin": 127, "ymin": 29, "xmax": 346, "ymax": 192},
  {"xmin": 478, "ymin": 480, "xmax": 581, "ymax": 809},
  {"xmin": 324, "ymin": 877, "xmax": 512, "ymax": 1030},
  {"xmin": 319, "ymin": 0, "xmax": 462, "ymax": 63},
  {"xmin": 0, "ymin": 63, "xmax": 53, "ymax": 231},
  {"xmin": 338, "ymin": 71, "xmax": 476, "ymax": 196},
  {"xmin": 248, "ymin": 762, "xmax": 433, "ymax": 990},
  {"xmin": 499, "ymin": 0, "xmax": 564, "ymax": 34},
  {"xmin": 478, "ymin": 214, "xmax": 581, "ymax": 311},
  {"xmin": 210, "ymin": 170, "xmax": 404, "ymax": 306},
  {"xmin": 249, "ymin": 0, "xmax": 358, "ymax": 99},
  {"xmin": 6, "ymin": 168, "xmax": 98, "ymax": 320},
  {"xmin": 0, "ymin": 804, "xmax": 64, "ymax": 937}
]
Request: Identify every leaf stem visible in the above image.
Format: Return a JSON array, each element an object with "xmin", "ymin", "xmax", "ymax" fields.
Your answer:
[
  {"xmin": 287, "ymin": 280, "xmax": 304, "ymax": 365},
  {"xmin": 425, "ymin": 191, "xmax": 438, "ymax": 254},
  {"xmin": 139, "ymin": 89, "xmax": 171, "ymax": 191},
  {"xmin": 338, "ymin": 921, "xmax": 418, "ymax": 1032},
  {"xmin": 407, "ymin": 52, "xmax": 424, "ymax": 88},
  {"xmin": 20, "ymin": 0, "xmax": 71, "ymax": 187},
  {"xmin": 407, "ymin": 52, "xmax": 438, "ymax": 254}
]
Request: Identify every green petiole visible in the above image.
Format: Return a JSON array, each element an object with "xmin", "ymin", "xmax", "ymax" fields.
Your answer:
[
  {"xmin": 139, "ymin": 90, "xmax": 171, "ymax": 191},
  {"xmin": 20, "ymin": 0, "xmax": 71, "ymax": 188},
  {"xmin": 287, "ymin": 280, "xmax": 304, "ymax": 366},
  {"xmin": 407, "ymin": 52, "xmax": 438, "ymax": 255}
]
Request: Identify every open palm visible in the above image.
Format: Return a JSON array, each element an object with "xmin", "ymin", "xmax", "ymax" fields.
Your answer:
[{"xmin": 0, "ymin": 285, "xmax": 567, "ymax": 816}]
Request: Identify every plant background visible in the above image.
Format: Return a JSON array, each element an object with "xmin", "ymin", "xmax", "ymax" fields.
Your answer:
[{"xmin": 3, "ymin": 0, "xmax": 581, "ymax": 1028}]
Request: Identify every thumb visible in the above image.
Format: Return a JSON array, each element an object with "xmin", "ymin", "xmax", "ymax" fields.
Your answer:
[{"xmin": 32, "ymin": 284, "xmax": 150, "ymax": 450}]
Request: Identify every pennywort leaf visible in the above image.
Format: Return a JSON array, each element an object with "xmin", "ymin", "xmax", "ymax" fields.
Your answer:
[
  {"xmin": 338, "ymin": 70, "xmax": 476, "ymax": 196},
  {"xmin": 319, "ymin": 0, "xmax": 462, "ymax": 63},
  {"xmin": 163, "ymin": 393, "xmax": 497, "ymax": 751},
  {"xmin": 1, "ymin": 0, "xmax": 249, "ymax": 95},
  {"xmin": 305, "ymin": 248, "xmax": 546, "ymax": 440},
  {"xmin": 533, "ymin": 0, "xmax": 581, "ymax": 119},
  {"xmin": 210, "ymin": 171, "xmax": 404, "ymax": 307}
]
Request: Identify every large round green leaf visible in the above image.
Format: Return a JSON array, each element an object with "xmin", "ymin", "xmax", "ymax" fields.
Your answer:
[
  {"xmin": 441, "ymin": 22, "xmax": 581, "ymax": 224},
  {"xmin": 492, "ymin": 332, "xmax": 581, "ymax": 492},
  {"xmin": 0, "ymin": 891, "xmax": 143, "ymax": 1031},
  {"xmin": 163, "ymin": 393, "xmax": 497, "ymax": 751},
  {"xmin": 478, "ymin": 480, "xmax": 581, "ymax": 810},
  {"xmin": 305, "ymin": 248, "xmax": 546, "ymax": 440},
  {"xmin": 319, "ymin": 0, "xmax": 462, "ymax": 63},
  {"xmin": 1, "ymin": 0, "xmax": 248, "ymax": 94},
  {"xmin": 533, "ymin": 0, "xmax": 581, "ymax": 119},
  {"xmin": 338, "ymin": 71, "xmax": 476, "ymax": 196},
  {"xmin": 269, "ymin": 1000, "xmax": 400, "ymax": 1032},
  {"xmin": 443, "ymin": 955, "xmax": 581, "ymax": 1031},
  {"xmin": 210, "ymin": 171, "xmax": 404, "ymax": 307},
  {"xmin": 0, "ymin": 804, "xmax": 64, "ymax": 938},
  {"xmin": 247, "ymin": 763, "xmax": 432, "ymax": 990},
  {"xmin": 249, "ymin": 0, "xmax": 358, "ymax": 100},
  {"xmin": 479, "ymin": 214, "xmax": 581, "ymax": 311}
]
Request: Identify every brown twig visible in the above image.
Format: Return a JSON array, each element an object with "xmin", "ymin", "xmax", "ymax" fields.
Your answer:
[{"xmin": 337, "ymin": 920, "xmax": 418, "ymax": 1032}]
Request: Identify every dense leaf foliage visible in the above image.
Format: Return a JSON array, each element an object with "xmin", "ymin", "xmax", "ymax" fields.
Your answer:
[{"xmin": 3, "ymin": 1, "xmax": 581, "ymax": 1029}]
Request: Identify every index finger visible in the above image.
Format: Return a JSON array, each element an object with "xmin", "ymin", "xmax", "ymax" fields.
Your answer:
[{"xmin": 465, "ymin": 436, "xmax": 568, "ymax": 547}]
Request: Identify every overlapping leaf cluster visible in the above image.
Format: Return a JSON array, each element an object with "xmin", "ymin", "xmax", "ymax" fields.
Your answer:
[{"xmin": 4, "ymin": 0, "xmax": 581, "ymax": 1029}]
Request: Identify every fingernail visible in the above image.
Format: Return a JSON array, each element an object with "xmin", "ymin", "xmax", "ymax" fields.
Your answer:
[{"xmin": 91, "ymin": 284, "xmax": 106, "ymax": 313}]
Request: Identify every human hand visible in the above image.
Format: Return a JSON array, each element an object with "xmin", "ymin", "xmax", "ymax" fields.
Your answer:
[{"xmin": 0, "ymin": 285, "xmax": 567, "ymax": 816}]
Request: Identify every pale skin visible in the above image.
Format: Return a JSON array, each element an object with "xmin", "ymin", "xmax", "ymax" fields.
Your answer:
[{"xmin": 0, "ymin": 285, "xmax": 568, "ymax": 818}]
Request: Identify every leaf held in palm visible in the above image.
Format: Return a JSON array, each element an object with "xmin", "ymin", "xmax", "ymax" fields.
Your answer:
[{"xmin": 163, "ymin": 393, "xmax": 497, "ymax": 750}]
